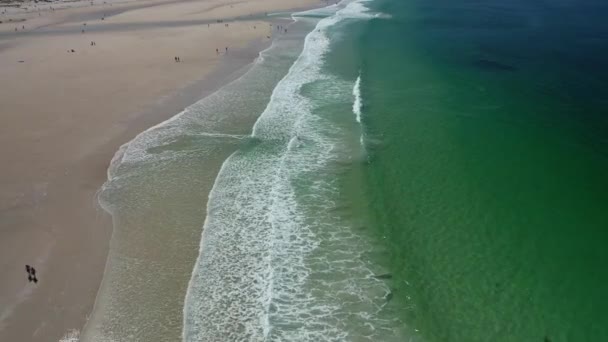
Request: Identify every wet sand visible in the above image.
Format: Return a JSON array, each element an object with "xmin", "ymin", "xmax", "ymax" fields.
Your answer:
[{"xmin": 0, "ymin": 0, "xmax": 321, "ymax": 340}]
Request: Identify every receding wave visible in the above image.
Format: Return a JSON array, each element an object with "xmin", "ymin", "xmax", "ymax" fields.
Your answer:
[{"xmin": 87, "ymin": 16, "xmax": 312, "ymax": 342}]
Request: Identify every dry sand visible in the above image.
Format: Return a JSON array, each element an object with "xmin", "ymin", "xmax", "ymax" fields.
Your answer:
[{"xmin": 0, "ymin": 0, "xmax": 322, "ymax": 340}]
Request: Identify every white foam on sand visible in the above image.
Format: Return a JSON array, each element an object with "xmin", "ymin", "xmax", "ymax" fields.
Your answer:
[
  {"xmin": 58, "ymin": 329, "xmax": 79, "ymax": 342},
  {"xmin": 89, "ymin": 17, "xmax": 313, "ymax": 342}
]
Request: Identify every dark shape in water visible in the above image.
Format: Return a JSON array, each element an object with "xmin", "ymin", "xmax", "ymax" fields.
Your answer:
[
  {"xmin": 473, "ymin": 59, "xmax": 516, "ymax": 72},
  {"xmin": 385, "ymin": 291, "xmax": 394, "ymax": 303},
  {"xmin": 544, "ymin": 336, "xmax": 551, "ymax": 342},
  {"xmin": 373, "ymin": 273, "xmax": 393, "ymax": 279}
]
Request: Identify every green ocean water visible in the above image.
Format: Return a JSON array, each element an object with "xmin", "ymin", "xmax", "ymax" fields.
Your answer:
[{"xmin": 352, "ymin": 0, "xmax": 608, "ymax": 341}]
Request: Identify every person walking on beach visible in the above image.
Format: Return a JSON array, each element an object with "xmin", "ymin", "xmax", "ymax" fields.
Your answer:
[{"xmin": 25, "ymin": 265, "xmax": 38, "ymax": 283}]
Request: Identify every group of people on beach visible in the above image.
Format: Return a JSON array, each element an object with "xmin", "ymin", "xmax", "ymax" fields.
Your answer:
[
  {"xmin": 3, "ymin": 0, "xmax": 62, "ymax": 25},
  {"xmin": 275, "ymin": 24, "xmax": 287, "ymax": 34},
  {"xmin": 25, "ymin": 265, "xmax": 38, "ymax": 284},
  {"xmin": 174, "ymin": 56, "xmax": 182, "ymax": 62}
]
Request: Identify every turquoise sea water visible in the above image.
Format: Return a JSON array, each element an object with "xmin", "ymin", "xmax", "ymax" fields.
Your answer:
[
  {"xmin": 356, "ymin": 0, "xmax": 608, "ymax": 341},
  {"xmin": 93, "ymin": 0, "xmax": 608, "ymax": 340}
]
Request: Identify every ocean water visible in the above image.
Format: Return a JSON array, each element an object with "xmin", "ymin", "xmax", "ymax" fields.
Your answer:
[
  {"xmin": 357, "ymin": 0, "xmax": 608, "ymax": 341},
  {"xmin": 183, "ymin": 2, "xmax": 409, "ymax": 341},
  {"xmin": 91, "ymin": 0, "xmax": 608, "ymax": 341}
]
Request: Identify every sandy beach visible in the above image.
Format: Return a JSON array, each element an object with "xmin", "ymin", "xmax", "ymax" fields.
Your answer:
[{"xmin": 0, "ymin": 0, "xmax": 321, "ymax": 340}]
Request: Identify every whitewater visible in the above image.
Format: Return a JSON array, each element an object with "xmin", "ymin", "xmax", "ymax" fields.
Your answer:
[{"xmin": 182, "ymin": 1, "xmax": 404, "ymax": 341}]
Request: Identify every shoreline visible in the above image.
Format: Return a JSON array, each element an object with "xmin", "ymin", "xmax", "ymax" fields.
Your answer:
[
  {"xmin": 84, "ymin": 14, "xmax": 320, "ymax": 341},
  {"xmin": 83, "ymin": 36, "xmax": 274, "ymax": 341},
  {"xmin": 0, "ymin": 0, "xmax": 324, "ymax": 340}
]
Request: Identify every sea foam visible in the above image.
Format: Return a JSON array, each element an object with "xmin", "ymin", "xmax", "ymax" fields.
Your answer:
[
  {"xmin": 353, "ymin": 73, "xmax": 363, "ymax": 123},
  {"xmin": 182, "ymin": 1, "xmax": 401, "ymax": 341}
]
